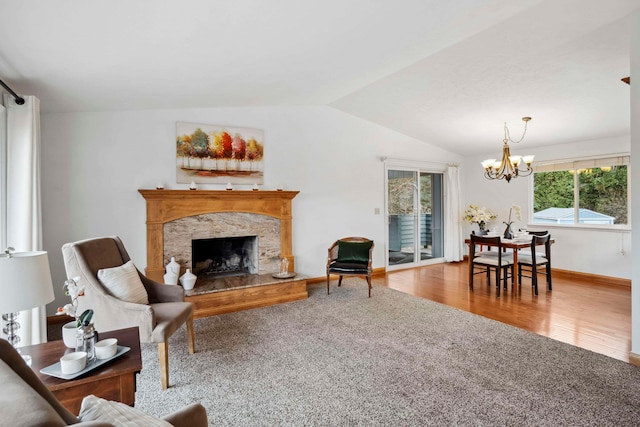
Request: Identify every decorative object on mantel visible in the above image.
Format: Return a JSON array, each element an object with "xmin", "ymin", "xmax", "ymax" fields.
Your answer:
[
  {"xmin": 481, "ymin": 117, "xmax": 534, "ymax": 183},
  {"xmin": 156, "ymin": 183, "xmax": 164, "ymax": 190},
  {"xmin": 176, "ymin": 122, "xmax": 264, "ymax": 185},
  {"xmin": 226, "ymin": 182, "xmax": 233, "ymax": 190},
  {"xmin": 180, "ymin": 269, "xmax": 197, "ymax": 290},
  {"xmin": 189, "ymin": 181, "xmax": 197, "ymax": 190},
  {"xmin": 276, "ymin": 184, "xmax": 283, "ymax": 191},
  {"xmin": 503, "ymin": 204, "xmax": 521, "ymax": 239},
  {"xmin": 252, "ymin": 183, "xmax": 259, "ymax": 191},
  {"xmin": 463, "ymin": 205, "xmax": 496, "ymax": 235}
]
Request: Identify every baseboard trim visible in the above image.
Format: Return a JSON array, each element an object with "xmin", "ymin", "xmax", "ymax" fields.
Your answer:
[
  {"xmin": 552, "ymin": 269, "xmax": 630, "ymax": 287},
  {"xmin": 629, "ymin": 352, "xmax": 640, "ymax": 366}
]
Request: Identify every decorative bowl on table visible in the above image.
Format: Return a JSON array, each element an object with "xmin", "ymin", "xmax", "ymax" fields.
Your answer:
[
  {"xmin": 95, "ymin": 338, "xmax": 118, "ymax": 360},
  {"xmin": 60, "ymin": 351, "xmax": 87, "ymax": 374}
]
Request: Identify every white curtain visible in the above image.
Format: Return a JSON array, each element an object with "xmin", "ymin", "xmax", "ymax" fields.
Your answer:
[
  {"xmin": 444, "ymin": 164, "xmax": 463, "ymax": 262},
  {"xmin": 1, "ymin": 94, "xmax": 47, "ymax": 345}
]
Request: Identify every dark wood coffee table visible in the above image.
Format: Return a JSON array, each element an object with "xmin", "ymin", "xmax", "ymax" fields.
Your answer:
[{"xmin": 22, "ymin": 326, "xmax": 142, "ymax": 415}]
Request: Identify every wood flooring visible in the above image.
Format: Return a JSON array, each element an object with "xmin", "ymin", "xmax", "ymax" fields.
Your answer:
[{"xmin": 375, "ymin": 261, "xmax": 631, "ymax": 363}]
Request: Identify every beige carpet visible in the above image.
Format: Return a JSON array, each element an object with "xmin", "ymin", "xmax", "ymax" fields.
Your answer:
[{"xmin": 135, "ymin": 279, "xmax": 640, "ymax": 426}]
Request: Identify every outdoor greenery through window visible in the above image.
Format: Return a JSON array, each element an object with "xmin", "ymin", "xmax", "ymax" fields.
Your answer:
[{"xmin": 533, "ymin": 156, "xmax": 629, "ymax": 226}]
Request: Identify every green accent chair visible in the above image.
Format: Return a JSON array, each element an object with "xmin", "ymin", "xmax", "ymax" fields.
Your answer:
[{"xmin": 326, "ymin": 237, "xmax": 374, "ymax": 297}]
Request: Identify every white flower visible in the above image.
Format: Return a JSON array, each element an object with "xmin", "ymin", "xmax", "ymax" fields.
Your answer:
[
  {"xmin": 510, "ymin": 204, "xmax": 522, "ymax": 221},
  {"xmin": 56, "ymin": 277, "xmax": 85, "ymax": 318},
  {"xmin": 464, "ymin": 205, "xmax": 497, "ymax": 224}
]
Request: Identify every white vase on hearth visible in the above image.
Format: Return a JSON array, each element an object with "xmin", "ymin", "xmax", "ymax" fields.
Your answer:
[
  {"xmin": 180, "ymin": 269, "xmax": 196, "ymax": 290},
  {"xmin": 165, "ymin": 257, "xmax": 180, "ymax": 275},
  {"xmin": 164, "ymin": 271, "xmax": 178, "ymax": 285}
]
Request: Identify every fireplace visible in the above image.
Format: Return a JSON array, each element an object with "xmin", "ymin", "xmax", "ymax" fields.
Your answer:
[
  {"xmin": 138, "ymin": 189, "xmax": 307, "ymax": 319},
  {"xmin": 192, "ymin": 236, "xmax": 258, "ymax": 278},
  {"xmin": 138, "ymin": 189, "xmax": 299, "ymax": 282}
]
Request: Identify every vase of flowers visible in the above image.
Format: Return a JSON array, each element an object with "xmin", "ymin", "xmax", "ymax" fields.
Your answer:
[
  {"xmin": 56, "ymin": 277, "xmax": 85, "ymax": 348},
  {"xmin": 464, "ymin": 205, "xmax": 497, "ymax": 235},
  {"xmin": 503, "ymin": 204, "xmax": 521, "ymax": 239}
]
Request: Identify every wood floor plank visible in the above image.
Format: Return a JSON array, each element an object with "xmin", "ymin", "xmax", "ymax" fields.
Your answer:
[{"xmin": 375, "ymin": 262, "xmax": 631, "ymax": 363}]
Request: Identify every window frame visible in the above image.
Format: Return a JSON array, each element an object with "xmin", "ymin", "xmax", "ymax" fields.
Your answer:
[{"xmin": 529, "ymin": 154, "xmax": 631, "ymax": 231}]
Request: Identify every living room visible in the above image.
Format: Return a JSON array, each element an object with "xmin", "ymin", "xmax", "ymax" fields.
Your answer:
[{"xmin": 1, "ymin": 1, "xmax": 640, "ymax": 425}]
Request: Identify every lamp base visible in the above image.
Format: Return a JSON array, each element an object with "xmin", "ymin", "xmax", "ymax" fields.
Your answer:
[
  {"xmin": 2, "ymin": 312, "xmax": 31, "ymax": 366},
  {"xmin": 2, "ymin": 312, "xmax": 20, "ymax": 347}
]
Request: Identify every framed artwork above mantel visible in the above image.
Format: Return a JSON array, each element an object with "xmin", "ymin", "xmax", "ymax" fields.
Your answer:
[{"xmin": 176, "ymin": 122, "xmax": 264, "ymax": 185}]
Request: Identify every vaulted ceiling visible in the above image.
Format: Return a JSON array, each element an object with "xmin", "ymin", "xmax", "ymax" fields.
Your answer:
[{"xmin": 0, "ymin": 0, "xmax": 638, "ymax": 155}]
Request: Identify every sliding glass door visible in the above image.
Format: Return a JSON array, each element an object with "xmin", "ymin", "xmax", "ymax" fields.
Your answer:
[{"xmin": 387, "ymin": 168, "xmax": 444, "ymax": 269}]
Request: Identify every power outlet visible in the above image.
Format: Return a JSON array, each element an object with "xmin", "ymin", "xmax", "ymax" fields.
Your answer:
[{"xmin": 374, "ymin": 208, "xmax": 380, "ymax": 215}]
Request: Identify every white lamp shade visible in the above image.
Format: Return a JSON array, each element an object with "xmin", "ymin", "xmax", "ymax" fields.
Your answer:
[{"xmin": 0, "ymin": 251, "xmax": 55, "ymax": 314}]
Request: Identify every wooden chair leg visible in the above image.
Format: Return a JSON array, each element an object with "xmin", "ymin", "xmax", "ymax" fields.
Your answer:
[
  {"xmin": 495, "ymin": 267, "xmax": 500, "ymax": 297},
  {"xmin": 469, "ymin": 261, "xmax": 474, "ymax": 290},
  {"xmin": 327, "ymin": 274, "xmax": 330, "ymax": 295},
  {"xmin": 532, "ymin": 266, "xmax": 539, "ymax": 296},
  {"xmin": 547, "ymin": 264, "xmax": 553, "ymax": 291},
  {"xmin": 518, "ymin": 264, "xmax": 522, "ymax": 287},
  {"xmin": 338, "ymin": 276, "xmax": 343, "ymax": 287},
  {"xmin": 186, "ymin": 315, "xmax": 195, "ymax": 355},
  {"xmin": 158, "ymin": 340, "xmax": 169, "ymax": 390},
  {"xmin": 367, "ymin": 275, "xmax": 372, "ymax": 298}
]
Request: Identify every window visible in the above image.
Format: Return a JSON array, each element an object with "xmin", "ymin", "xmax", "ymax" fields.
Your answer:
[{"xmin": 532, "ymin": 155, "xmax": 629, "ymax": 226}]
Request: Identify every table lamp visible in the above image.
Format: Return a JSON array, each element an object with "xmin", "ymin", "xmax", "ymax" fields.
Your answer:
[{"xmin": 0, "ymin": 248, "xmax": 55, "ymax": 363}]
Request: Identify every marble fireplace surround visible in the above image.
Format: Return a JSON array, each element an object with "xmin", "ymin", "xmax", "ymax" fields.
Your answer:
[{"xmin": 138, "ymin": 189, "xmax": 299, "ymax": 283}]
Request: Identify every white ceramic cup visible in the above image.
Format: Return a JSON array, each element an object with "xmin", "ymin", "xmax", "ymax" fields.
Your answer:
[
  {"xmin": 95, "ymin": 338, "xmax": 118, "ymax": 359},
  {"xmin": 60, "ymin": 351, "xmax": 87, "ymax": 374},
  {"xmin": 62, "ymin": 321, "xmax": 78, "ymax": 348}
]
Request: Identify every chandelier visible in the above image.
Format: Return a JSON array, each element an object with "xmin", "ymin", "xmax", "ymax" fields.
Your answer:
[{"xmin": 481, "ymin": 117, "xmax": 534, "ymax": 183}]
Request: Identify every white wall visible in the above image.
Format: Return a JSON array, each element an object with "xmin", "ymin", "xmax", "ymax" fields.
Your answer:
[
  {"xmin": 460, "ymin": 135, "xmax": 632, "ymax": 279},
  {"xmin": 40, "ymin": 105, "xmax": 461, "ymax": 315}
]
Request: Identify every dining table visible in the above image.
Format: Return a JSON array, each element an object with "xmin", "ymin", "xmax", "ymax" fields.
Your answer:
[{"xmin": 464, "ymin": 234, "xmax": 554, "ymax": 288}]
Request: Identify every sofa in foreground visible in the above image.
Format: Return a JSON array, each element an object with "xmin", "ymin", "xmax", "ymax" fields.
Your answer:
[{"xmin": 0, "ymin": 338, "xmax": 207, "ymax": 426}]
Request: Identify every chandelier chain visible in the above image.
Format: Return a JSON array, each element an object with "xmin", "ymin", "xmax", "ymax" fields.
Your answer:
[{"xmin": 504, "ymin": 116, "xmax": 530, "ymax": 144}]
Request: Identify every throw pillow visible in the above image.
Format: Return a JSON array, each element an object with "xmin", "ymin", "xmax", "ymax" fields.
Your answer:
[
  {"xmin": 336, "ymin": 240, "xmax": 372, "ymax": 264},
  {"xmin": 97, "ymin": 260, "xmax": 149, "ymax": 305},
  {"xmin": 79, "ymin": 394, "xmax": 172, "ymax": 427}
]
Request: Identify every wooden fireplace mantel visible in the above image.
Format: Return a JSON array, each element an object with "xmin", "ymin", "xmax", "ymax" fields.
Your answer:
[{"xmin": 138, "ymin": 189, "xmax": 299, "ymax": 282}]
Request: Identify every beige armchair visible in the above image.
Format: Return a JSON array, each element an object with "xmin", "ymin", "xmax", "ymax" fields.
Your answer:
[{"xmin": 62, "ymin": 236, "xmax": 195, "ymax": 389}]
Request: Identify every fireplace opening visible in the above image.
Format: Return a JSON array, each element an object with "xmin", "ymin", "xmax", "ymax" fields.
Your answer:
[{"xmin": 192, "ymin": 236, "xmax": 258, "ymax": 278}]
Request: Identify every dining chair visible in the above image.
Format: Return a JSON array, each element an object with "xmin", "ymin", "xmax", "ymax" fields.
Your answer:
[
  {"xmin": 518, "ymin": 230, "xmax": 549, "ymax": 258},
  {"xmin": 517, "ymin": 233, "xmax": 552, "ymax": 295},
  {"xmin": 471, "ymin": 230, "xmax": 502, "ymax": 257},
  {"xmin": 468, "ymin": 234, "xmax": 514, "ymax": 296}
]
